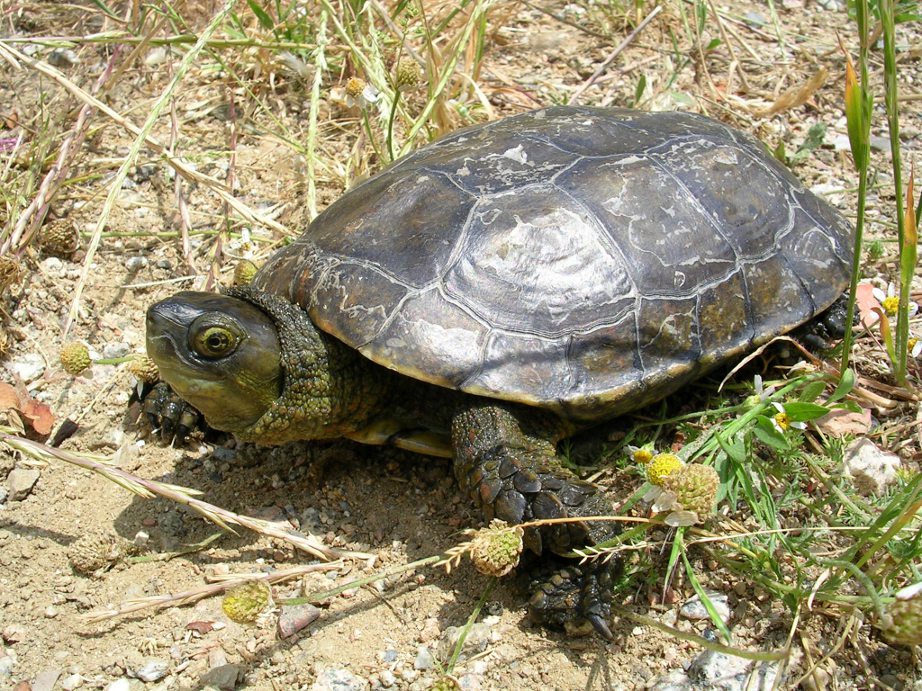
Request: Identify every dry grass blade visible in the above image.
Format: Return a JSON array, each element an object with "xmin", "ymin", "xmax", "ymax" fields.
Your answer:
[
  {"xmin": 86, "ymin": 562, "xmax": 341, "ymax": 622},
  {"xmin": 0, "ymin": 431, "xmax": 367, "ymax": 562},
  {"xmin": 1, "ymin": 48, "xmax": 121, "ymax": 254},
  {"xmin": 63, "ymin": 0, "xmax": 238, "ymax": 334},
  {"xmin": 567, "ymin": 5, "xmax": 662, "ymax": 105},
  {"xmin": 0, "ymin": 42, "xmax": 288, "ymax": 236}
]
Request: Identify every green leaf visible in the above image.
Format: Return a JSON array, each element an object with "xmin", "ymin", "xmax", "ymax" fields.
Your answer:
[
  {"xmin": 753, "ymin": 418, "xmax": 791, "ymax": 451},
  {"xmin": 772, "ymin": 140, "xmax": 787, "ymax": 164},
  {"xmin": 706, "ymin": 38, "xmax": 722, "ymax": 51},
  {"xmin": 780, "ymin": 401, "xmax": 832, "ymax": 422},
  {"xmin": 247, "ymin": 0, "xmax": 276, "ymax": 30},
  {"xmin": 798, "ymin": 380, "xmax": 827, "ymax": 403},
  {"xmin": 830, "ymin": 368, "xmax": 856, "ymax": 402},
  {"xmin": 633, "ymin": 74, "xmax": 647, "ymax": 106}
]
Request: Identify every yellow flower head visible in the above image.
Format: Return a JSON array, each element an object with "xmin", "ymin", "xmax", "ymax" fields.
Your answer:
[{"xmin": 646, "ymin": 453, "xmax": 684, "ymax": 486}]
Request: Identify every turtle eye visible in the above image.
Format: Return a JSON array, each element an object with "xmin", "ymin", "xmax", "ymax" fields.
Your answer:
[{"xmin": 192, "ymin": 326, "xmax": 238, "ymax": 359}]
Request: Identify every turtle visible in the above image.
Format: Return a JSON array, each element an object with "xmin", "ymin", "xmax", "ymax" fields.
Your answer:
[{"xmin": 144, "ymin": 106, "xmax": 853, "ymax": 637}]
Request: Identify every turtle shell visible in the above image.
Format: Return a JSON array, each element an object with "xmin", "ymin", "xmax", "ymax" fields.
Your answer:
[{"xmin": 254, "ymin": 106, "xmax": 853, "ymax": 422}]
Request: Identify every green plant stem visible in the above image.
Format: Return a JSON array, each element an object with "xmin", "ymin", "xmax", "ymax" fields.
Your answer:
[
  {"xmin": 880, "ymin": 0, "xmax": 909, "ymax": 382},
  {"xmin": 610, "ymin": 605, "xmax": 787, "ymax": 661}
]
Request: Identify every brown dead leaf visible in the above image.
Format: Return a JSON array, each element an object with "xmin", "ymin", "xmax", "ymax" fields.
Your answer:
[
  {"xmin": 20, "ymin": 398, "xmax": 54, "ymax": 436},
  {"xmin": 754, "ymin": 68, "xmax": 828, "ymax": 116},
  {"xmin": 815, "ymin": 407, "xmax": 873, "ymax": 436},
  {"xmin": 186, "ymin": 620, "xmax": 216, "ymax": 634},
  {"xmin": 0, "ymin": 381, "xmax": 21, "ymax": 410},
  {"xmin": 0, "ymin": 380, "xmax": 55, "ymax": 437}
]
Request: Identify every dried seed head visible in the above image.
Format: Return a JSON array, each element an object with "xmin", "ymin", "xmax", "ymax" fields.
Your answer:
[
  {"xmin": 0, "ymin": 325, "xmax": 10, "ymax": 359},
  {"xmin": 880, "ymin": 582, "xmax": 922, "ymax": 647},
  {"xmin": 345, "ymin": 76, "xmax": 366, "ymax": 98},
  {"xmin": 60, "ymin": 342, "xmax": 91, "ymax": 376},
  {"xmin": 646, "ymin": 453, "xmax": 684, "ymax": 487},
  {"xmin": 39, "ymin": 219, "xmax": 80, "ymax": 257},
  {"xmin": 232, "ymin": 259, "xmax": 259, "ymax": 286},
  {"xmin": 394, "ymin": 60, "xmax": 423, "ymax": 90},
  {"xmin": 662, "ymin": 464, "xmax": 720, "ymax": 518},
  {"xmin": 127, "ymin": 354, "xmax": 159, "ymax": 384},
  {"xmin": 0, "ymin": 255, "xmax": 23, "ymax": 293},
  {"xmin": 68, "ymin": 533, "xmax": 126, "ymax": 576},
  {"xmin": 468, "ymin": 519, "xmax": 524, "ymax": 577},
  {"xmin": 428, "ymin": 676, "xmax": 462, "ymax": 691},
  {"xmin": 222, "ymin": 580, "xmax": 272, "ymax": 624}
]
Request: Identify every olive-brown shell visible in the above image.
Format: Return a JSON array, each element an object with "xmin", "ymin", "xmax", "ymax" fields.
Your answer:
[{"xmin": 255, "ymin": 106, "xmax": 853, "ymax": 421}]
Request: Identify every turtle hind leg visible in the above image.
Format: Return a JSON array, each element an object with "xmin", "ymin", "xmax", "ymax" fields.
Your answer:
[
  {"xmin": 450, "ymin": 401, "xmax": 621, "ymax": 638},
  {"xmin": 794, "ymin": 292, "xmax": 853, "ymax": 350}
]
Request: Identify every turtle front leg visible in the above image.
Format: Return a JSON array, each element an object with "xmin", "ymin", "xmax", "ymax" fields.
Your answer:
[{"xmin": 450, "ymin": 402, "xmax": 621, "ymax": 638}]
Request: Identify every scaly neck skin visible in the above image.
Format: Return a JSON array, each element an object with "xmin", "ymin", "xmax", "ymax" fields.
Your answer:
[{"xmin": 226, "ymin": 288, "xmax": 394, "ymax": 446}]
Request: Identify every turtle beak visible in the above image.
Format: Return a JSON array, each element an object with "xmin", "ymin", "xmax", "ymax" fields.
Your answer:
[{"xmin": 145, "ymin": 297, "xmax": 206, "ymax": 368}]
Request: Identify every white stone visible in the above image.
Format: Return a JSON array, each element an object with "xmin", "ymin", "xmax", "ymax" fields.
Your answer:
[
  {"xmin": 843, "ymin": 438, "xmax": 900, "ymax": 495},
  {"xmin": 5, "ymin": 353, "xmax": 45, "ymax": 383}
]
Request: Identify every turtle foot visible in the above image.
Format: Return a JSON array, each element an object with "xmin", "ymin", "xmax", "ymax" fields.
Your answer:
[
  {"xmin": 141, "ymin": 381, "xmax": 202, "ymax": 443},
  {"xmin": 527, "ymin": 559, "xmax": 619, "ymax": 639},
  {"xmin": 795, "ymin": 292, "xmax": 852, "ymax": 350}
]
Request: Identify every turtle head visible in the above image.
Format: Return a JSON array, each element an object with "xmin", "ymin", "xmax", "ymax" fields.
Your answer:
[{"xmin": 146, "ymin": 291, "xmax": 282, "ymax": 434}]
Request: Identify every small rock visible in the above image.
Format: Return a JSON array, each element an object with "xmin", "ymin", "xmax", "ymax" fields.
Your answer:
[
  {"xmin": 277, "ymin": 603, "xmax": 321, "ymax": 638},
  {"xmin": 32, "ymin": 668, "xmax": 62, "ymax": 691},
  {"xmin": 43, "ymin": 606, "xmax": 58, "ymax": 618},
  {"xmin": 0, "ymin": 486, "xmax": 8, "ymax": 505},
  {"xmin": 7, "ymin": 468, "xmax": 40, "ymax": 501},
  {"xmin": 310, "ymin": 666, "xmax": 368, "ymax": 691},
  {"xmin": 2, "ymin": 625, "xmax": 25, "ymax": 644},
  {"xmin": 0, "ymin": 651, "xmax": 15, "ymax": 678},
  {"xmin": 435, "ymin": 623, "xmax": 491, "ymax": 664},
  {"xmin": 60, "ymin": 673, "xmax": 84, "ymax": 690},
  {"xmin": 106, "ymin": 680, "xmax": 131, "ymax": 691},
  {"xmin": 135, "ymin": 658, "xmax": 169, "ymax": 682},
  {"xmin": 125, "ymin": 256, "xmax": 148, "ymax": 271},
  {"xmin": 378, "ymin": 669, "xmax": 396, "ymax": 688},
  {"xmin": 413, "ymin": 647, "xmax": 434, "ymax": 671},
  {"xmin": 47, "ymin": 48, "xmax": 79, "ymax": 67},
  {"xmin": 680, "ymin": 591, "xmax": 731, "ymax": 625},
  {"xmin": 41, "ymin": 257, "xmax": 64, "ymax": 274},
  {"xmin": 102, "ymin": 342, "xmax": 131, "ymax": 359},
  {"xmin": 199, "ymin": 663, "xmax": 241, "ymax": 690},
  {"xmin": 689, "ymin": 650, "xmax": 751, "ymax": 686},
  {"xmin": 843, "ymin": 438, "xmax": 900, "ymax": 495},
  {"xmin": 648, "ymin": 670, "xmax": 691, "ymax": 691},
  {"xmin": 5, "ymin": 353, "xmax": 45, "ymax": 383}
]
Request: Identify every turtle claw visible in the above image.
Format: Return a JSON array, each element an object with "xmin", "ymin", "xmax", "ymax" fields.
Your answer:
[
  {"xmin": 141, "ymin": 381, "xmax": 201, "ymax": 444},
  {"xmin": 587, "ymin": 612, "xmax": 613, "ymax": 641},
  {"xmin": 527, "ymin": 561, "xmax": 618, "ymax": 639}
]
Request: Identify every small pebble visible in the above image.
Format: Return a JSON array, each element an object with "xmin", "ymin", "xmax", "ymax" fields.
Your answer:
[
  {"xmin": 31, "ymin": 668, "xmax": 61, "ymax": 691},
  {"xmin": 2, "ymin": 625, "xmax": 25, "ymax": 644},
  {"xmin": 60, "ymin": 673, "xmax": 84, "ymax": 690},
  {"xmin": 125, "ymin": 256, "xmax": 148, "ymax": 271},
  {"xmin": 106, "ymin": 680, "xmax": 131, "ymax": 691},
  {"xmin": 5, "ymin": 353, "xmax": 45, "ymax": 383},
  {"xmin": 199, "ymin": 663, "xmax": 241, "ymax": 690},
  {"xmin": 679, "ymin": 591, "xmax": 730, "ymax": 625},
  {"xmin": 102, "ymin": 342, "xmax": 131, "ymax": 359},
  {"xmin": 378, "ymin": 670, "xmax": 396, "ymax": 688},
  {"xmin": 43, "ymin": 606, "xmax": 59, "ymax": 618},
  {"xmin": 135, "ymin": 658, "xmax": 169, "ymax": 682},
  {"xmin": 435, "ymin": 623, "xmax": 491, "ymax": 664},
  {"xmin": 277, "ymin": 603, "xmax": 321, "ymax": 638},
  {"xmin": 309, "ymin": 666, "xmax": 368, "ymax": 691},
  {"xmin": 413, "ymin": 647, "xmax": 434, "ymax": 671}
]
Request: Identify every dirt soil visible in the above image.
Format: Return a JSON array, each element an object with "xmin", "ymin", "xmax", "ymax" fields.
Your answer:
[{"xmin": 1, "ymin": 1, "xmax": 921, "ymax": 690}]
